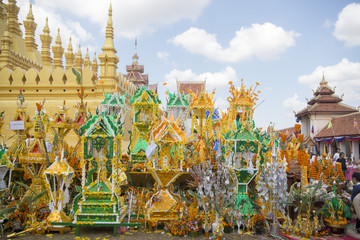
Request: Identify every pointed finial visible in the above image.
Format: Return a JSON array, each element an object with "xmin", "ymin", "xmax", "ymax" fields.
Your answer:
[
  {"xmin": 67, "ymin": 37, "xmax": 73, "ymax": 52},
  {"xmin": 107, "ymin": 3, "xmax": 113, "ymax": 27},
  {"xmin": 132, "ymin": 37, "xmax": 139, "ymax": 62},
  {"xmin": 26, "ymin": 3, "xmax": 34, "ymax": 20},
  {"xmin": 43, "ymin": 17, "xmax": 50, "ymax": 34},
  {"xmin": 84, "ymin": 47, "xmax": 90, "ymax": 67},
  {"xmin": 55, "ymin": 28, "xmax": 62, "ymax": 45},
  {"xmin": 320, "ymin": 71, "xmax": 328, "ymax": 86},
  {"xmin": 77, "ymin": 43, "xmax": 81, "ymax": 55}
]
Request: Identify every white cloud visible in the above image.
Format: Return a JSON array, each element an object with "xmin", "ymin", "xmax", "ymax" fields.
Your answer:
[
  {"xmin": 28, "ymin": 0, "xmax": 210, "ymax": 39},
  {"xmin": 333, "ymin": 3, "xmax": 360, "ymax": 47},
  {"xmin": 283, "ymin": 94, "xmax": 306, "ymax": 117},
  {"xmin": 298, "ymin": 58, "xmax": 360, "ymax": 102},
  {"xmin": 215, "ymin": 97, "xmax": 229, "ymax": 112},
  {"xmin": 171, "ymin": 23, "xmax": 299, "ymax": 62},
  {"xmin": 157, "ymin": 51, "xmax": 170, "ymax": 61},
  {"xmin": 164, "ymin": 67, "xmax": 237, "ymax": 91}
]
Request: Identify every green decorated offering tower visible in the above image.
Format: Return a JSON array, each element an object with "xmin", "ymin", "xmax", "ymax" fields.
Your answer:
[
  {"xmin": 129, "ymin": 86, "xmax": 160, "ymax": 170},
  {"xmin": 73, "ymin": 107, "xmax": 126, "ymax": 225},
  {"xmin": 223, "ymin": 81, "xmax": 264, "ymax": 215}
]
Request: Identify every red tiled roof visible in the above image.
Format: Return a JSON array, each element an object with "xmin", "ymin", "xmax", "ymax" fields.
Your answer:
[
  {"xmin": 177, "ymin": 81, "xmax": 205, "ymax": 95},
  {"xmin": 314, "ymin": 85, "xmax": 334, "ymax": 96},
  {"xmin": 296, "ymin": 102, "xmax": 357, "ymax": 118},
  {"xmin": 308, "ymin": 94, "xmax": 342, "ymax": 105},
  {"xmin": 315, "ymin": 112, "xmax": 360, "ymax": 138}
]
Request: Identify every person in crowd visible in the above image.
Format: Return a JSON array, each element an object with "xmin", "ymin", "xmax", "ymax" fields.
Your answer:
[
  {"xmin": 333, "ymin": 148, "xmax": 341, "ymax": 166},
  {"xmin": 336, "ymin": 152, "xmax": 347, "ymax": 176},
  {"xmin": 351, "ymin": 172, "xmax": 360, "ymax": 232}
]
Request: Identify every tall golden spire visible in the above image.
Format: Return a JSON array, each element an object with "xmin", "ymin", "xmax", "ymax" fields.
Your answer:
[
  {"xmin": 65, "ymin": 37, "xmax": 74, "ymax": 70},
  {"xmin": 40, "ymin": 17, "xmax": 53, "ymax": 68},
  {"xmin": 98, "ymin": 3, "xmax": 119, "ymax": 92},
  {"xmin": 91, "ymin": 51, "xmax": 98, "ymax": 74},
  {"xmin": 23, "ymin": 3, "xmax": 38, "ymax": 52},
  {"xmin": 52, "ymin": 28, "xmax": 64, "ymax": 69},
  {"xmin": 103, "ymin": 3, "xmax": 116, "ymax": 52},
  {"xmin": 6, "ymin": 0, "xmax": 22, "ymax": 37},
  {"xmin": 0, "ymin": 18, "xmax": 13, "ymax": 69},
  {"xmin": 74, "ymin": 44, "xmax": 83, "ymax": 72},
  {"xmin": 83, "ymin": 47, "xmax": 90, "ymax": 67}
]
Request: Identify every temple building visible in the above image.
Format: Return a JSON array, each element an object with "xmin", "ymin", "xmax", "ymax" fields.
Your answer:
[
  {"xmin": 295, "ymin": 75, "xmax": 359, "ymax": 157},
  {"xmin": 314, "ymin": 112, "xmax": 360, "ymax": 160},
  {"xmin": 0, "ymin": 1, "xmax": 153, "ymax": 146}
]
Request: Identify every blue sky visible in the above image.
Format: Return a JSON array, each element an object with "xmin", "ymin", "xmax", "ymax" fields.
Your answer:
[{"xmin": 13, "ymin": 0, "xmax": 360, "ymax": 129}]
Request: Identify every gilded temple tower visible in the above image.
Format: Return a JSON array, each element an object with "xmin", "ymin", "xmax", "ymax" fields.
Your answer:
[{"xmin": 98, "ymin": 4, "xmax": 119, "ymax": 93}]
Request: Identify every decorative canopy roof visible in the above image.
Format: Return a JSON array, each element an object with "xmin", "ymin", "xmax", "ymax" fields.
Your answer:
[
  {"xmin": 101, "ymin": 91, "xmax": 126, "ymax": 107},
  {"xmin": 166, "ymin": 91, "xmax": 190, "ymax": 108},
  {"xmin": 44, "ymin": 155, "xmax": 74, "ymax": 175},
  {"xmin": 151, "ymin": 116, "xmax": 187, "ymax": 142},
  {"xmin": 296, "ymin": 75, "xmax": 357, "ymax": 118},
  {"xmin": 315, "ymin": 112, "xmax": 360, "ymax": 138},
  {"xmin": 189, "ymin": 89, "xmax": 214, "ymax": 110},
  {"xmin": 79, "ymin": 110, "xmax": 122, "ymax": 137},
  {"xmin": 130, "ymin": 85, "xmax": 161, "ymax": 105}
]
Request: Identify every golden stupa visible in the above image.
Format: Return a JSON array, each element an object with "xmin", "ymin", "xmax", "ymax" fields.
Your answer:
[{"xmin": 0, "ymin": 1, "xmax": 142, "ymax": 146}]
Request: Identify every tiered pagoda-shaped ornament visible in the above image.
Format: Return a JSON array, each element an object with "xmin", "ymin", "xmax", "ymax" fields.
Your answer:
[
  {"xmin": 223, "ymin": 81, "xmax": 265, "ymax": 215},
  {"xmin": 6, "ymin": 90, "xmax": 34, "ymax": 164},
  {"xmin": 188, "ymin": 88, "xmax": 216, "ymax": 167},
  {"xmin": 49, "ymin": 101, "xmax": 73, "ymax": 153},
  {"xmin": 166, "ymin": 90, "xmax": 190, "ymax": 126},
  {"xmin": 72, "ymin": 108, "xmax": 126, "ymax": 225},
  {"xmin": 44, "ymin": 152, "xmax": 74, "ymax": 228},
  {"xmin": 100, "ymin": 88, "xmax": 126, "ymax": 125},
  {"xmin": 145, "ymin": 116, "xmax": 186, "ymax": 225},
  {"xmin": 189, "ymin": 88, "xmax": 215, "ymax": 141},
  {"xmin": 129, "ymin": 86, "xmax": 160, "ymax": 170},
  {"xmin": 19, "ymin": 101, "xmax": 52, "ymax": 205},
  {"xmin": 228, "ymin": 80, "xmax": 259, "ymax": 126}
]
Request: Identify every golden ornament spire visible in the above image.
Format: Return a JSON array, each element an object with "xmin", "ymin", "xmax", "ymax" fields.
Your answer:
[
  {"xmin": 6, "ymin": 0, "xmax": 22, "ymax": 37},
  {"xmin": 23, "ymin": 3, "xmax": 38, "ymax": 52},
  {"xmin": 52, "ymin": 28, "xmax": 64, "ymax": 69},
  {"xmin": 320, "ymin": 71, "xmax": 328, "ymax": 86},
  {"xmin": 98, "ymin": 3, "xmax": 119, "ymax": 92},
  {"xmin": 74, "ymin": 43, "xmax": 83, "ymax": 72},
  {"xmin": 40, "ymin": 17, "xmax": 53, "ymax": 68},
  {"xmin": 65, "ymin": 37, "xmax": 74, "ymax": 70},
  {"xmin": 91, "ymin": 51, "xmax": 98, "ymax": 74},
  {"xmin": 83, "ymin": 47, "xmax": 90, "ymax": 67},
  {"xmin": 0, "ymin": 18, "xmax": 13, "ymax": 69}
]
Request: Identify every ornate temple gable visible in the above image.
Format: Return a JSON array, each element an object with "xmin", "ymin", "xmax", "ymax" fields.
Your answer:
[
  {"xmin": 177, "ymin": 80, "xmax": 205, "ymax": 95},
  {"xmin": 125, "ymin": 40, "xmax": 148, "ymax": 87},
  {"xmin": 295, "ymin": 75, "xmax": 357, "ymax": 118}
]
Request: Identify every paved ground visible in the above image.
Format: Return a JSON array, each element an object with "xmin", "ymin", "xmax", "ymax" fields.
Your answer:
[{"xmin": 7, "ymin": 227, "xmax": 270, "ymax": 240}]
